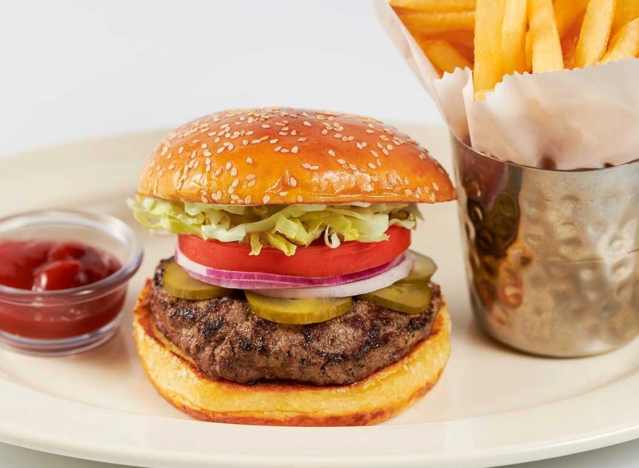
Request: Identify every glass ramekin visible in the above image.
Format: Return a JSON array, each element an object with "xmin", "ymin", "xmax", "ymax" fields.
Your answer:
[{"xmin": 0, "ymin": 210, "xmax": 143, "ymax": 356}]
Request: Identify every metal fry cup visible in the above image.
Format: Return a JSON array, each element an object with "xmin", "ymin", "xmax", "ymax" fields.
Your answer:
[{"xmin": 452, "ymin": 135, "xmax": 639, "ymax": 357}]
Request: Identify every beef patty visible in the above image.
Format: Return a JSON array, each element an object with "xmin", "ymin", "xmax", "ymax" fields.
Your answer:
[{"xmin": 150, "ymin": 259, "xmax": 442, "ymax": 386}]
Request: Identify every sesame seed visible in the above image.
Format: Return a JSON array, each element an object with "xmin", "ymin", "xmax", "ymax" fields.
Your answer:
[
  {"xmin": 298, "ymin": 137, "xmax": 307, "ymax": 142},
  {"xmin": 301, "ymin": 163, "xmax": 312, "ymax": 169},
  {"xmin": 361, "ymin": 142, "xmax": 368, "ymax": 148},
  {"xmin": 368, "ymin": 163, "xmax": 376, "ymax": 169},
  {"xmin": 387, "ymin": 144, "xmax": 393, "ymax": 150},
  {"xmin": 321, "ymin": 129, "xmax": 328, "ymax": 135},
  {"xmin": 281, "ymin": 148, "xmax": 289, "ymax": 153},
  {"xmin": 310, "ymin": 165, "xmax": 319, "ymax": 170},
  {"xmin": 270, "ymin": 139, "xmax": 278, "ymax": 144},
  {"xmin": 246, "ymin": 131, "xmax": 254, "ymax": 136},
  {"xmin": 246, "ymin": 173, "xmax": 256, "ymax": 181},
  {"xmin": 248, "ymin": 179, "xmax": 256, "ymax": 187},
  {"xmin": 217, "ymin": 147, "xmax": 225, "ymax": 154},
  {"xmin": 168, "ymin": 164, "xmax": 175, "ymax": 170},
  {"xmin": 290, "ymin": 177, "xmax": 297, "ymax": 187},
  {"xmin": 262, "ymin": 124, "xmax": 270, "ymax": 128},
  {"xmin": 203, "ymin": 150, "xmax": 212, "ymax": 157},
  {"xmin": 251, "ymin": 139, "xmax": 261, "ymax": 144},
  {"xmin": 274, "ymin": 146, "xmax": 282, "ymax": 152},
  {"xmin": 214, "ymin": 168, "xmax": 222, "ymax": 176},
  {"xmin": 214, "ymin": 137, "xmax": 221, "ymax": 143},
  {"xmin": 366, "ymin": 129, "xmax": 375, "ymax": 134},
  {"xmin": 228, "ymin": 143, "xmax": 234, "ymax": 151},
  {"xmin": 225, "ymin": 162, "xmax": 232, "ymax": 170},
  {"xmin": 370, "ymin": 150, "xmax": 379, "ymax": 157},
  {"xmin": 228, "ymin": 186, "xmax": 234, "ymax": 194},
  {"xmin": 356, "ymin": 143, "xmax": 362, "ymax": 149},
  {"xmin": 291, "ymin": 130, "xmax": 297, "ymax": 136},
  {"xmin": 217, "ymin": 190, "xmax": 222, "ymax": 199},
  {"xmin": 382, "ymin": 148, "xmax": 389, "ymax": 156},
  {"xmin": 297, "ymin": 195, "xmax": 303, "ymax": 203},
  {"xmin": 334, "ymin": 134, "xmax": 342, "ymax": 138},
  {"xmin": 246, "ymin": 157, "xmax": 254, "ymax": 164},
  {"xmin": 166, "ymin": 152, "xmax": 172, "ymax": 160},
  {"xmin": 377, "ymin": 142, "xmax": 383, "ymax": 149},
  {"xmin": 232, "ymin": 178, "xmax": 239, "ymax": 188},
  {"xmin": 328, "ymin": 149, "xmax": 336, "ymax": 157},
  {"xmin": 279, "ymin": 132, "xmax": 288, "ymax": 136},
  {"xmin": 376, "ymin": 158, "xmax": 382, "ymax": 167},
  {"xmin": 178, "ymin": 146, "xmax": 184, "ymax": 154},
  {"xmin": 433, "ymin": 182, "xmax": 440, "ymax": 191},
  {"xmin": 201, "ymin": 143, "xmax": 208, "ymax": 149},
  {"xmin": 279, "ymin": 191, "xmax": 288, "ymax": 196},
  {"xmin": 291, "ymin": 146, "xmax": 299, "ymax": 154},
  {"xmin": 231, "ymin": 167, "xmax": 238, "ymax": 177},
  {"xmin": 303, "ymin": 121, "xmax": 312, "ymax": 127},
  {"xmin": 337, "ymin": 158, "xmax": 346, "ymax": 164},
  {"xmin": 349, "ymin": 163, "xmax": 357, "ymax": 170},
  {"xmin": 243, "ymin": 140, "xmax": 248, "ymax": 146},
  {"xmin": 263, "ymin": 195, "xmax": 271, "ymax": 203},
  {"xmin": 231, "ymin": 194, "xmax": 240, "ymax": 201},
  {"xmin": 245, "ymin": 195, "xmax": 252, "ymax": 204}
]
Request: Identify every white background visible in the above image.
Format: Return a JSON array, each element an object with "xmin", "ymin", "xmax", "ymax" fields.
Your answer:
[{"xmin": 0, "ymin": 0, "xmax": 637, "ymax": 467}]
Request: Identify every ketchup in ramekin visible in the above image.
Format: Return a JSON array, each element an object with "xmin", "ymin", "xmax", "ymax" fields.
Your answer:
[{"xmin": 0, "ymin": 211, "xmax": 143, "ymax": 356}]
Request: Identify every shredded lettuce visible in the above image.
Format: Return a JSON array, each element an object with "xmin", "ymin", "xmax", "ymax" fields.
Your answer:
[{"xmin": 127, "ymin": 196, "xmax": 421, "ymax": 256}]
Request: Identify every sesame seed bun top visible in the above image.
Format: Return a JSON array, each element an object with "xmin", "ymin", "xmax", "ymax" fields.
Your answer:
[{"xmin": 138, "ymin": 107, "xmax": 455, "ymax": 205}]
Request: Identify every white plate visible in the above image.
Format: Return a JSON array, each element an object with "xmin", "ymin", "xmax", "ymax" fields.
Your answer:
[{"xmin": 1, "ymin": 125, "xmax": 638, "ymax": 468}]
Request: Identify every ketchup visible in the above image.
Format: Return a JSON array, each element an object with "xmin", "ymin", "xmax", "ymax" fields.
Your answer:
[{"xmin": 0, "ymin": 240, "xmax": 124, "ymax": 340}]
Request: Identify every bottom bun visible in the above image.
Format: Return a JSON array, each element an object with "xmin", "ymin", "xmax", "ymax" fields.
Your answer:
[{"xmin": 133, "ymin": 280, "xmax": 451, "ymax": 426}]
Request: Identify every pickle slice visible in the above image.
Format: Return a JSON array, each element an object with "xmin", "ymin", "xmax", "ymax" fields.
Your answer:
[
  {"xmin": 245, "ymin": 292, "xmax": 352, "ymax": 325},
  {"xmin": 400, "ymin": 252, "xmax": 438, "ymax": 284},
  {"xmin": 359, "ymin": 282, "xmax": 432, "ymax": 314},
  {"xmin": 163, "ymin": 261, "xmax": 235, "ymax": 300}
]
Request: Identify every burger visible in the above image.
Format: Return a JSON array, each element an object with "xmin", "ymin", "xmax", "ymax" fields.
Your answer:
[{"xmin": 129, "ymin": 107, "xmax": 455, "ymax": 426}]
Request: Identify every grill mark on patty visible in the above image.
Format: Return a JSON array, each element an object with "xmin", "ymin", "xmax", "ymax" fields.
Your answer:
[{"xmin": 150, "ymin": 258, "xmax": 442, "ymax": 386}]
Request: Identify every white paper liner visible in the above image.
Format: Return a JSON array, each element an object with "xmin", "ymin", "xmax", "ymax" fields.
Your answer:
[{"xmin": 373, "ymin": 0, "xmax": 639, "ymax": 169}]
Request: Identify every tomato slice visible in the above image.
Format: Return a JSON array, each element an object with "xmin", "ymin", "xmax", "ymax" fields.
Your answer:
[{"xmin": 177, "ymin": 226, "xmax": 411, "ymax": 278}]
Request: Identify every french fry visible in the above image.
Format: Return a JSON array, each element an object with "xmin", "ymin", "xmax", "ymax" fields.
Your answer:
[
  {"xmin": 561, "ymin": 17, "xmax": 584, "ymax": 68},
  {"xmin": 390, "ymin": 0, "xmax": 476, "ymax": 11},
  {"xmin": 501, "ymin": 0, "xmax": 528, "ymax": 75},
  {"xmin": 525, "ymin": 30, "xmax": 533, "ymax": 71},
  {"xmin": 553, "ymin": 0, "xmax": 589, "ymax": 37},
  {"xmin": 396, "ymin": 10, "xmax": 475, "ymax": 33},
  {"xmin": 414, "ymin": 30, "xmax": 475, "ymax": 61},
  {"xmin": 601, "ymin": 17, "xmax": 639, "ymax": 62},
  {"xmin": 419, "ymin": 39, "xmax": 473, "ymax": 75},
  {"xmin": 527, "ymin": 0, "xmax": 564, "ymax": 72},
  {"xmin": 612, "ymin": 0, "xmax": 639, "ymax": 31},
  {"xmin": 575, "ymin": 0, "xmax": 616, "ymax": 67},
  {"xmin": 473, "ymin": 0, "xmax": 506, "ymax": 98}
]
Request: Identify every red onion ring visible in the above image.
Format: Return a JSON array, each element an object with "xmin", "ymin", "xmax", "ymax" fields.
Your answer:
[
  {"xmin": 175, "ymin": 246, "xmax": 406, "ymax": 289},
  {"xmin": 248, "ymin": 253, "xmax": 416, "ymax": 298}
]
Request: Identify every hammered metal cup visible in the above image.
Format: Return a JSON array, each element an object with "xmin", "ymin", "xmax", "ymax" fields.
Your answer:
[{"xmin": 452, "ymin": 135, "xmax": 639, "ymax": 357}]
